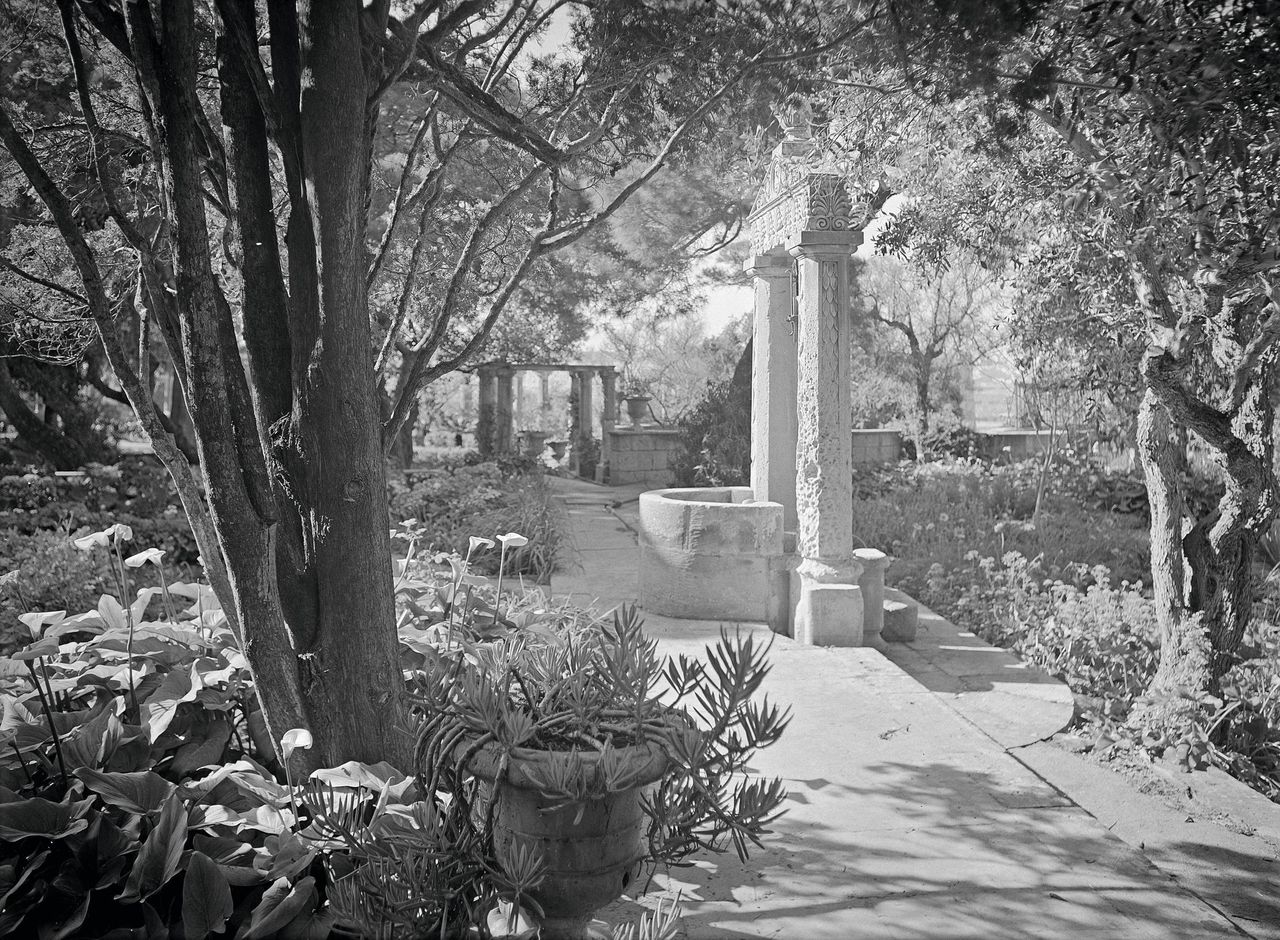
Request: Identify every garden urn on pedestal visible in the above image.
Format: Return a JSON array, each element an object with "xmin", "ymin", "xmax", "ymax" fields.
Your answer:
[{"xmin": 623, "ymin": 395, "xmax": 651, "ymax": 428}]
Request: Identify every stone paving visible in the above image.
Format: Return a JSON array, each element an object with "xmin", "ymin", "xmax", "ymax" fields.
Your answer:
[{"xmin": 547, "ymin": 475, "xmax": 1271, "ymax": 939}]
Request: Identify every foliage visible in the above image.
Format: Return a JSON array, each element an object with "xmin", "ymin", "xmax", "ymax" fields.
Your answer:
[
  {"xmin": 854, "ymin": 457, "xmax": 1153, "ymax": 595},
  {"xmin": 922, "ymin": 550, "xmax": 1280, "ymax": 801},
  {"xmin": 597, "ymin": 310, "xmax": 748, "ymax": 424},
  {"xmin": 1, "ymin": 519, "xmax": 749, "ymax": 938},
  {"xmin": 670, "ymin": 379, "xmax": 751, "ymax": 488},
  {"xmin": 406, "ymin": 598, "xmax": 789, "ymax": 935},
  {"xmin": 387, "ymin": 458, "xmax": 560, "ymax": 581}
]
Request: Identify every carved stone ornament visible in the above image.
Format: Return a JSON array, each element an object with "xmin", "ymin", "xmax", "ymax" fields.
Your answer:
[{"xmin": 748, "ymin": 136, "xmax": 853, "ymax": 254}]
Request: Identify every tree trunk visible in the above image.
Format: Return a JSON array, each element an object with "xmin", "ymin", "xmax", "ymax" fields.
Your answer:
[
  {"xmin": 914, "ymin": 369, "xmax": 930, "ymax": 463},
  {"xmin": 270, "ymin": 2, "xmax": 407, "ymax": 767},
  {"xmin": 0, "ymin": 355, "xmax": 93, "ymax": 469},
  {"xmin": 1135, "ymin": 389, "xmax": 1205, "ymax": 695},
  {"xmin": 1141, "ymin": 356, "xmax": 1278, "ymax": 699}
]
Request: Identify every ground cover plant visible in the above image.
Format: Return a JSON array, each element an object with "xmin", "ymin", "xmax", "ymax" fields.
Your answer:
[
  {"xmin": 857, "ymin": 457, "xmax": 1280, "ymax": 802},
  {"xmin": 0, "ymin": 524, "xmax": 784, "ymax": 937},
  {"xmin": 388, "ymin": 455, "xmax": 560, "ymax": 582}
]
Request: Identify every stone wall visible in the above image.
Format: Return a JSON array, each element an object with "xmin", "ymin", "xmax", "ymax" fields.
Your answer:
[
  {"xmin": 851, "ymin": 429, "xmax": 902, "ymax": 465},
  {"xmin": 607, "ymin": 428, "xmax": 682, "ymax": 486}
]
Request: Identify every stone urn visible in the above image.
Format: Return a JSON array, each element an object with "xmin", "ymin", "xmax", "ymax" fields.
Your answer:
[
  {"xmin": 623, "ymin": 395, "xmax": 651, "ymax": 428},
  {"xmin": 519, "ymin": 429, "xmax": 550, "ymax": 458},
  {"xmin": 546, "ymin": 439, "xmax": 568, "ymax": 461},
  {"xmin": 467, "ymin": 741, "xmax": 667, "ymax": 939}
]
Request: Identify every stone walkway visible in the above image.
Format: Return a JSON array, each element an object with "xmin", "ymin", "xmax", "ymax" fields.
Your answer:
[{"xmin": 548, "ymin": 475, "xmax": 1277, "ymax": 939}]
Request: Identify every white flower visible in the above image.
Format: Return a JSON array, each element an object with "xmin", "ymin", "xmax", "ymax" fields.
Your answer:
[
  {"xmin": 281, "ymin": 728, "xmax": 313, "ymax": 761},
  {"xmin": 18, "ymin": 610, "xmax": 65, "ymax": 640},
  {"xmin": 73, "ymin": 523, "xmax": 134, "ymax": 551},
  {"xmin": 469, "ymin": 536, "xmax": 495, "ymax": 554},
  {"xmin": 125, "ymin": 548, "xmax": 166, "ymax": 568},
  {"xmin": 496, "ymin": 532, "xmax": 528, "ymax": 549}
]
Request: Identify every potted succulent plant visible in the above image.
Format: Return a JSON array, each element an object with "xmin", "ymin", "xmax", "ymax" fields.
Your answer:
[{"xmin": 409, "ymin": 592, "xmax": 790, "ymax": 938}]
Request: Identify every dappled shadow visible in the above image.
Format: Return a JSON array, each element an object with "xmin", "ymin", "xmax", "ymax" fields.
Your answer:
[{"xmin": 606, "ymin": 760, "xmax": 1250, "ymax": 939}]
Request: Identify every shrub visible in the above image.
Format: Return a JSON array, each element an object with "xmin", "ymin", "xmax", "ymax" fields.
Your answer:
[
  {"xmin": 387, "ymin": 459, "xmax": 559, "ymax": 581},
  {"xmin": 0, "ymin": 527, "xmax": 114, "ymax": 652},
  {"xmin": 670, "ymin": 379, "xmax": 750, "ymax": 487}
]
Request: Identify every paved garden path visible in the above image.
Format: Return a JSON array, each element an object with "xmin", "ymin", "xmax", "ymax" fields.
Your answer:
[{"xmin": 548, "ymin": 475, "xmax": 1278, "ymax": 939}]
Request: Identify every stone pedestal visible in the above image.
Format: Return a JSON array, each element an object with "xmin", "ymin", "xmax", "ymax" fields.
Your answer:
[
  {"xmin": 495, "ymin": 366, "xmax": 515, "ymax": 454},
  {"xmin": 789, "ymin": 231, "xmax": 862, "ymax": 645},
  {"xmin": 855, "ymin": 548, "xmax": 889, "ymax": 647},
  {"xmin": 746, "ymin": 252, "xmax": 798, "ymax": 532}
]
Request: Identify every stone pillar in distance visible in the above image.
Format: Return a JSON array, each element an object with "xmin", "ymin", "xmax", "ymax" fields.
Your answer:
[
  {"xmin": 495, "ymin": 365, "xmax": 515, "ymax": 455},
  {"xmin": 476, "ymin": 366, "xmax": 496, "ymax": 457},
  {"xmin": 789, "ymin": 230, "xmax": 863, "ymax": 646},
  {"xmin": 598, "ymin": 367, "xmax": 618, "ymax": 483},
  {"xmin": 745, "ymin": 252, "xmax": 798, "ymax": 531},
  {"xmin": 539, "ymin": 372, "xmax": 551, "ymax": 427},
  {"xmin": 568, "ymin": 370, "xmax": 583, "ymax": 475},
  {"xmin": 577, "ymin": 369, "xmax": 595, "ymax": 478}
]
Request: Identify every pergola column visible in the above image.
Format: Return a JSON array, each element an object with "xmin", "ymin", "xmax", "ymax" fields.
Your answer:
[
  {"xmin": 476, "ymin": 366, "xmax": 497, "ymax": 457},
  {"xmin": 495, "ymin": 365, "xmax": 515, "ymax": 454},
  {"xmin": 598, "ymin": 367, "xmax": 617, "ymax": 483},
  {"xmin": 576, "ymin": 369, "xmax": 595, "ymax": 470},
  {"xmin": 539, "ymin": 373, "xmax": 551, "ymax": 428},
  {"xmin": 514, "ymin": 372, "xmax": 525, "ymax": 430},
  {"xmin": 745, "ymin": 252, "xmax": 798, "ymax": 531},
  {"xmin": 789, "ymin": 230, "xmax": 863, "ymax": 646}
]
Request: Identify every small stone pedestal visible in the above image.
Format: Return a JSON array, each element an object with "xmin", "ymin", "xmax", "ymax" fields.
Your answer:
[{"xmin": 855, "ymin": 548, "xmax": 889, "ymax": 647}]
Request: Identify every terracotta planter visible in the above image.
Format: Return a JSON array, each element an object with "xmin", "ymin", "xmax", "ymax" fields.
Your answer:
[{"xmin": 467, "ymin": 741, "xmax": 667, "ymax": 939}]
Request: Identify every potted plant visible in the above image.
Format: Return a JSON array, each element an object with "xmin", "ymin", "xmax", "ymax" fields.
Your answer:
[{"xmin": 405, "ymin": 553, "xmax": 790, "ymax": 938}]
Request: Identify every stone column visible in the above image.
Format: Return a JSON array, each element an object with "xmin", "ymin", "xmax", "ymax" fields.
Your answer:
[
  {"xmin": 539, "ymin": 373, "xmax": 551, "ymax": 428},
  {"xmin": 598, "ymin": 367, "xmax": 617, "ymax": 484},
  {"xmin": 495, "ymin": 365, "xmax": 515, "ymax": 455},
  {"xmin": 745, "ymin": 252, "xmax": 799, "ymax": 530},
  {"xmin": 576, "ymin": 369, "xmax": 595, "ymax": 479},
  {"xmin": 568, "ymin": 370, "xmax": 583, "ymax": 475},
  {"xmin": 514, "ymin": 372, "xmax": 526, "ymax": 431},
  {"xmin": 476, "ymin": 367, "xmax": 496, "ymax": 457},
  {"xmin": 789, "ymin": 231, "xmax": 863, "ymax": 646}
]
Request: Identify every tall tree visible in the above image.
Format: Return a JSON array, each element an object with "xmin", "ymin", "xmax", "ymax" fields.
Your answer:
[
  {"xmin": 0, "ymin": 0, "xmax": 900, "ymax": 767},
  {"xmin": 859, "ymin": 251, "xmax": 1001, "ymax": 456}
]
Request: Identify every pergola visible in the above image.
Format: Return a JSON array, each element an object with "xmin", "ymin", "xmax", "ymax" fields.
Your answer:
[{"xmin": 473, "ymin": 361, "xmax": 618, "ymax": 477}]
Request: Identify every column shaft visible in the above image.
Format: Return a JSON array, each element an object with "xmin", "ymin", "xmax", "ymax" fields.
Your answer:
[
  {"xmin": 495, "ymin": 367, "xmax": 515, "ymax": 454},
  {"xmin": 789, "ymin": 232, "xmax": 862, "ymax": 646},
  {"xmin": 477, "ymin": 368, "xmax": 496, "ymax": 457},
  {"xmin": 746, "ymin": 253, "xmax": 799, "ymax": 530}
]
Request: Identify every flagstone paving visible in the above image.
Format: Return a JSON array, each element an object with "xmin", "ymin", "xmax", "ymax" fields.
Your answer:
[{"xmin": 548, "ymin": 475, "xmax": 1278, "ymax": 939}]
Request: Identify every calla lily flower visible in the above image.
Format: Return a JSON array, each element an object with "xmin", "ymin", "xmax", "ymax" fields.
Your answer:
[
  {"xmin": 496, "ymin": 532, "xmax": 528, "ymax": 549},
  {"xmin": 73, "ymin": 523, "xmax": 134, "ymax": 551},
  {"xmin": 281, "ymin": 728, "xmax": 313, "ymax": 761},
  {"xmin": 125, "ymin": 548, "xmax": 166, "ymax": 568},
  {"xmin": 469, "ymin": 536, "xmax": 495, "ymax": 554},
  {"xmin": 18, "ymin": 610, "xmax": 66, "ymax": 640}
]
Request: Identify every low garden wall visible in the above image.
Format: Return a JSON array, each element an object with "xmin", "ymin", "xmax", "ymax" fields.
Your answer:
[
  {"xmin": 607, "ymin": 428, "xmax": 682, "ymax": 486},
  {"xmin": 638, "ymin": 486, "xmax": 788, "ymax": 630},
  {"xmin": 851, "ymin": 429, "xmax": 902, "ymax": 465}
]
